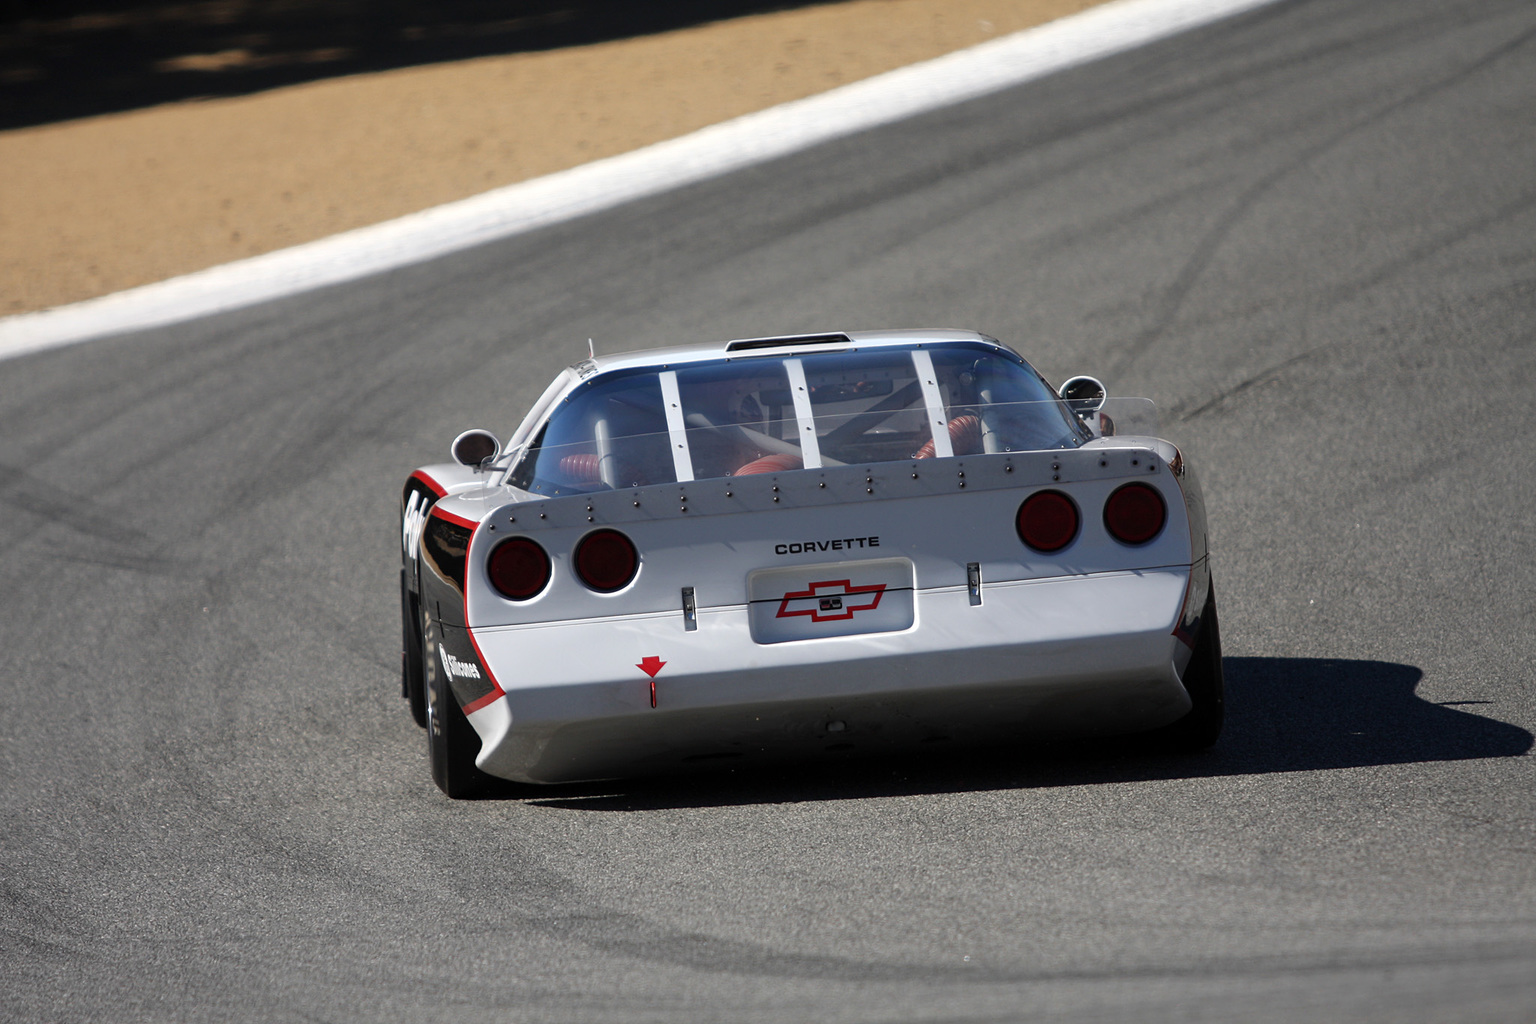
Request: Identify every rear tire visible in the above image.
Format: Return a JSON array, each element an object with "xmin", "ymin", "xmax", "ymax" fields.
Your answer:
[
  {"xmin": 400, "ymin": 570, "xmax": 427, "ymax": 728},
  {"xmin": 1147, "ymin": 583, "xmax": 1224, "ymax": 751},
  {"xmin": 423, "ymin": 619, "xmax": 499, "ymax": 799}
]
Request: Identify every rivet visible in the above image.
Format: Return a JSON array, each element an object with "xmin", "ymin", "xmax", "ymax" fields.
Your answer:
[
  {"xmin": 539, "ymin": 512, "xmax": 546, "ymax": 519},
  {"xmin": 587, "ymin": 516, "xmax": 594, "ymax": 522},
  {"xmin": 1099, "ymin": 459, "xmax": 1108, "ymax": 467},
  {"xmin": 1051, "ymin": 463, "xmax": 1059, "ymax": 471},
  {"xmin": 1005, "ymin": 464, "xmax": 1013, "ymax": 473},
  {"xmin": 774, "ymin": 496, "xmax": 781, "ymax": 502},
  {"xmin": 1131, "ymin": 459, "xmax": 1139, "ymax": 466},
  {"xmin": 818, "ymin": 481, "xmax": 826, "ymax": 488},
  {"xmin": 866, "ymin": 487, "xmax": 873, "ymax": 494},
  {"xmin": 681, "ymin": 505, "xmax": 688, "ymax": 512},
  {"xmin": 725, "ymin": 490, "xmax": 733, "ymax": 498},
  {"xmin": 633, "ymin": 500, "xmax": 640, "ymax": 507},
  {"xmin": 509, "ymin": 516, "xmax": 516, "ymax": 523},
  {"xmin": 772, "ymin": 485, "xmax": 779, "ymax": 492},
  {"xmin": 958, "ymin": 481, "xmax": 966, "ymax": 489},
  {"xmin": 957, "ymin": 471, "xmax": 964, "ymax": 478},
  {"xmin": 586, "ymin": 505, "xmax": 593, "ymax": 512},
  {"xmin": 912, "ymin": 472, "xmax": 918, "ymax": 479},
  {"xmin": 488, "ymin": 524, "xmax": 496, "ymax": 531},
  {"xmin": 1052, "ymin": 474, "xmax": 1059, "ymax": 481}
]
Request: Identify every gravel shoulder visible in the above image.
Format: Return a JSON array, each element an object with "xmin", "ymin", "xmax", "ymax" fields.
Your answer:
[{"xmin": 0, "ymin": 0, "xmax": 1103, "ymax": 317}]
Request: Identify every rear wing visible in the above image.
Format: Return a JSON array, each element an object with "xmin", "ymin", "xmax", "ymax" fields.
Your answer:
[{"xmin": 436, "ymin": 442, "xmax": 1199, "ymax": 630}]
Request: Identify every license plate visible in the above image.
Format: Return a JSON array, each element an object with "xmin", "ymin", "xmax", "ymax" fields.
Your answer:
[{"xmin": 747, "ymin": 557, "xmax": 915, "ymax": 644}]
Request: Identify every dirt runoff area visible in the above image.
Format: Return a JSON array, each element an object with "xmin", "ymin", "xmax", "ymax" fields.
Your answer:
[{"xmin": 1, "ymin": 0, "xmax": 1107, "ymax": 317}]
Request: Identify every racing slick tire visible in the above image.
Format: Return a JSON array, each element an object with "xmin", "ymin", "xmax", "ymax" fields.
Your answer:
[
  {"xmin": 400, "ymin": 570, "xmax": 427, "ymax": 728},
  {"xmin": 1145, "ymin": 582, "xmax": 1224, "ymax": 752},
  {"xmin": 423, "ymin": 620, "xmax": 499, "ymax": 798}
]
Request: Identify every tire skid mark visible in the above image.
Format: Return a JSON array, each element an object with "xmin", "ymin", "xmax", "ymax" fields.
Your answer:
[
  {"xmin": 1174, "ymin": 344, "xmax": 1330, "ymax": 421},
  {"xmin": 1110, "ymin": 14, "xmax": 1536, "ymax": 377}
]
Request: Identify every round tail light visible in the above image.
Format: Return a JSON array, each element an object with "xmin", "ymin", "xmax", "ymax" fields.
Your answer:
[
  {"xmin": 1017, "ymin": 490, "xmax": 1079, "ymax": 552},
  {"xmin": 1104, "ymin": 483, "xmax": 1166, "ymax": 545},
  {"xmin": 487, "ymin": 537, "xmax": 551, "ymax": 600},
  {"xmin": 574, "ymin": 529, "xmax": 639, "ymax": 592}
]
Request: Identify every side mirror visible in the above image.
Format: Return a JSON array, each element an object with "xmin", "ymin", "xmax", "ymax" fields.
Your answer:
[
  {"xmin": 1057, "ymin": 375, "xmax": 1107, "ymax": 416},
  {"xmin": 451, "ymin": 428, "xmax": 501, "ymax": 468}
]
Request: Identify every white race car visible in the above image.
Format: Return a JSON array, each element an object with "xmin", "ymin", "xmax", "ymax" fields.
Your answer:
[{"xmin": 399, "ymin": 329, "xmax": 1221, "ymax": 797}]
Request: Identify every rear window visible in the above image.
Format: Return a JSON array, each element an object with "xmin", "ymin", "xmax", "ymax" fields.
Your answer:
[{"xmin": 509, "ymin": 343, "xmax": 1086, "ymax": 496}]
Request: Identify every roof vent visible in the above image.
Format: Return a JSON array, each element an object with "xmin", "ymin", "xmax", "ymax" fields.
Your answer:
[{"xmin": 724, "ymin": 333, "xmax": 853, "ymax": 353}]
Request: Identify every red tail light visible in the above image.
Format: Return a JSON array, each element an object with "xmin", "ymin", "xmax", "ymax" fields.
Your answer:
[
  {"xmin": 574, "ymin": 529, "xmax": 639, "ymax": 592},
  {"xmin": 487, "ymin": 537, "xmax": 551, "ymax": 600},
  {"xmin": 1016, "ymin": 490, "xmax": 1079, "ymax": 552},
  {"xmin": 1104, "ymin": 483, "xmax": 1166, "ymax": 545}
]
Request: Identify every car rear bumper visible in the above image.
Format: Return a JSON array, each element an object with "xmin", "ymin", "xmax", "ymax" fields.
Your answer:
[{"xmin": 466, "ymin": 567, "xmax": 1193, "ymax": 783}]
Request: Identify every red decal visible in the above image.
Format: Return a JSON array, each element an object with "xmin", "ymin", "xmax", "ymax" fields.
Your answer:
[
  {"xmin": 775, "ymin": 579, "xmax": 886, "ymax": 622},
  {"xmin": 462, "ymin": 689, "xmax": 502, "ymax": 715},
  {"xmin": 410, "ymin": 469, "xmax": 448, "ymax": 498},
  {"xmin": 463, "ymin": 626, "xmax": 506, "ymax": 713},
  {"xmin": 430, "ymin": 506, "xmax": 479, "ymax": 530},
  {"xmin": 637, "ymin": 656, "xmax": 665, "ymax": 708}
]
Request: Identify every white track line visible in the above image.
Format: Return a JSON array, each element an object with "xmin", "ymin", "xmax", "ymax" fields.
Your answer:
[{"xmin": 0, "ymin": 0, "xmax": 1277, "ymax": 361}]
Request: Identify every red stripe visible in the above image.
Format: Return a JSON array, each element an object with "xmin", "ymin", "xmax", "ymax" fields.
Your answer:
[
  {"xmin": 430, "ymin": 506, "xmax": 479, "ymax": 530},
  {"xmin": 462, "ymin": 626, "xmax": 505, "ymax": 714},
  {"xmin": 462, "ymin": 688, "xmax": 503, "ymax": 715},
  {"xmin": 410, "ymin": 469, "xmax": 447, "ymax": 497}
]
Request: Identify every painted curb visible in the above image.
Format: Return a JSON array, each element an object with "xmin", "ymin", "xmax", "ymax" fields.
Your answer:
[{"xmin": 0, "ymin": 0, "xmax": 1277, "ymax": 361}]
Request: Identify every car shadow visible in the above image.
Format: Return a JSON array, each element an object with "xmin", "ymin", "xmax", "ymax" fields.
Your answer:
[
  {"xmin": 2, "ymin": 0, "xmax": 834, "ymax": 131},
  {"xmin": 518, "ymin": 657, "xmax": 1534, "ymax": 810}
]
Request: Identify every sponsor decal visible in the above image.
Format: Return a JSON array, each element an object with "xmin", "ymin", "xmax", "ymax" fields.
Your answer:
[
  {"xmin": 775, "ymin": 536, "xmax": 879, "ymax": 556},
  {"xmin": 776, "ymin": 579, "xmax": 887, "ymax": 623},
  {"xmin": 437, "ymin": 645, "xmax": 483, "ymax": 681}
]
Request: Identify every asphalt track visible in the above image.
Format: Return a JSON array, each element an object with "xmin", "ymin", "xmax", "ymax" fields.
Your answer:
[{"xmin": 3, "ymin": 0, "xmax": 1534, "ymax": 1019}]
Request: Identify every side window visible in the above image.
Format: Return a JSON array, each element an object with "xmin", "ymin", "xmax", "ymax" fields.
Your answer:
[
  {"xmin": 513, "ymin": 372, "xmax": 676, "ymax": 495},
  {"xmin": 928, "ymin": 348, "xmax": 1085, "ymax": 454}
]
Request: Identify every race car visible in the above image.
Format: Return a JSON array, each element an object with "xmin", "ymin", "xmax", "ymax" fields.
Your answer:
[{"xmin": 398, "ymin": 329, "xmax": 1222, "ymax": 797}]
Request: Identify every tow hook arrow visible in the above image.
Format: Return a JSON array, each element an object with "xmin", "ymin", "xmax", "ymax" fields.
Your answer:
[{"xmin": 637, "ymin": 656, "xmax": 666, "ymax": 708}]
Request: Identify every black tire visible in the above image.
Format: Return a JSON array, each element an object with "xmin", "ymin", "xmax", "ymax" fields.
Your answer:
[
  {"xmin": 423, "ymin": 618, "xmax": 500, "ymax": 798},
  {"xmin": 400, "ymin": 569, "xmax": 427, "ymax": 728},
  {"xmin": 1146, "ymin": 582, "xmax": 1224, "ymax": 752}
]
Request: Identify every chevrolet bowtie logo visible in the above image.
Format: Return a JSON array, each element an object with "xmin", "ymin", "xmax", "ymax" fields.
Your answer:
[{"xmin": 775, "ymin": 579, "xmax": 886, "ymax": 622}]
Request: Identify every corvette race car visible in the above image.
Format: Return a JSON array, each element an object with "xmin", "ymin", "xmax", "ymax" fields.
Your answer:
[{"xmin": 399, "ymin": 329, "xmax": 1221, "ymax": 797}]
